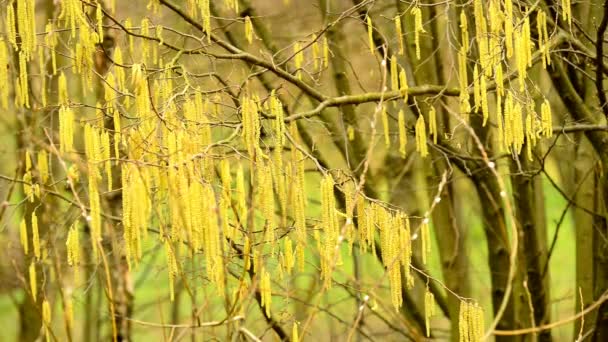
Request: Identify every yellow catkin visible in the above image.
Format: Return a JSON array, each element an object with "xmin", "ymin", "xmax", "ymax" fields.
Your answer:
[
  {"xmin": 415, "ymin": 115, "xmax": 428, "ymax": 158},
  {"xmin": 390, "ymin": 56, "xmax": 399, "ymax": 91},
  {"xmin": 459, "ymin": 301, "xmax": 484, "ymax": 342},
  {"xmin": 101, "ymin": 131, "xmax": 112, "ymax": 191},
  {"xmin": 398, "ymin": 110, "xmax": 407, "ymax": 158},
  {"xmin": 429, "ymin": 106, "xmax": 437, "ymax": 144},
  {"xmin": 18, "ymin": 51, "xmax": 30, "ymax": 108},
  {"xmin": 294, "ymin": 42, "xmax": 304, "ymax": 80},
  {"xmin": 525, "ymin": 111, "xmax": 536, "ymax": 161},
  {"xmin": 244, "ymin": 16, "xmax": 253, "ymax": 44},
  {"xmin": 43, "ymin": 300, "xmax": 51, "ymax": 342},
  {"xmin": 473, "ymin": 65, "xmax": 481, "ymax": 112},
  {"xmin": 66, "ymin": 223, "xmax": 79, "ymax": 268},
  {"xmin": 84, "ymin": 125, "xmax": 102, "ymax": 260},
  {"xmin": 29, "ymin": 261, "xmax": 37, "ymax": 300},
  {"xmin": 96, "ymin": 2, "xmax": 103, "ymax": 42},
  {"xmin": 32, "ymin": 211, "xmax": 40, "ymax": 259},
  {"xmin": 562, "ymin": 0, "xmax": 571, "ymax": 26},
  {"xmin": 59, "ymin": 106, "xmax": 74, "ymax": 153},
  {"xmin": 420, "ymin": 217, "xmax": 431, "ymax": 264},
  {"xmin": 425, "ymin": 286, "xmax": 436, "ymax": 337},
  {"xmin": 458, "ymin": 45, "xmax": 470, "ymax": 117},
  {"xmin": 37, "ymin": 151, "xmax": 49, "ymax": 183},
  {"xmin": 399, "ymin": 67, "xmax": 408, "ymax": 102},
  {"xmin": 488, "ymin": 0, "xmax": 502, "ymax": 68},
  {"xmin": 311, "ymin": 34, "xmax": 320, "ymax": 70},
  {"xmin": 381, "ymin": 105, "xmax": 390, "ymax": 146},
  {"xmin": 537, "ymin": 10, "xmax": 551, "ymax": 69},
  {"xmin": 0, "ymin": 38, "xmax": 8, "ymax": 109},
  {"xmin": 473, "ymin": 0, "xmax": 490, "ymax": 76},
  {"xmin": 6, "ymin": 6, "xmax": 17, "ymax": 50},
  {"xmin": 165, "ymin": 240, "xmax": 178, "ymax": 301},
  {"xmin": 412, "ymin": 6, "xmax": 425, "ymax": 59},
  {"xmin": 242, "ymin": 96, "xmax": 261, "ymax": 156},
  {"xmin": 23, "ymin": 172, "xmax": 33, "ymax": 202},
  {"xmin": 320, "ymin": 174, "xmax": 338, "ymax": 288},
  {"xmin": 504, "ymin": 0, "xmax": 514, "ymax": 58},
  {"xmin": 20, "ymin": 218, "xmax": 29, "ymax": 255},
  {"xmin": 236, "ymin": 162, "xmax": 247, "ymax": 229},
  {"xmin": 45, "ymin": 23, "xmax": 58, "ymax": 75},
  {"xmin": 140, "ymin": 18, "xmax": 150, "ymax": 63},
  {"xmin": 260, "ymin": 269, "xmax": 272, "ymax": 317},
  {"xmin": 541, "ymin": 99, "xmax": 552, "ymax": 138},
  {"xmin": 17, "ymin": 0, "xmax": 36, "ymax": 60},
  {"xmin": 366, "ymin": 15, "xmax": 375, "ymax": 54},
  {"xmin": 481, "ymin": 75, "xmax": 489, "ymax": 126},
  {"xmin": 322, "ymin": 36, "xmax": 330, "ymax": 68},
  {"xmin": 400, "ymin": 213, "xmax": 414, "ymax": 288},
  {"xmin": 284, "ymin": 238, "xmax": 295, "ymax": 275},
  {"xmin": 293, "ymin": 322, "xmax": 299, "ymax": 342},
  {"xmin": 460, "ymin": 11, "xmax": 469, "ymax": 54},
  {"xmin": 395, "ymin": 15, "xmax": 404, "ymax": 55}
]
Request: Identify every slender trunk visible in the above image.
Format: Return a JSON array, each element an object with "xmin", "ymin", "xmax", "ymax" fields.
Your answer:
[{"xmin": 510, "ymin": 153, "xmax": 552, "ymax": 341}]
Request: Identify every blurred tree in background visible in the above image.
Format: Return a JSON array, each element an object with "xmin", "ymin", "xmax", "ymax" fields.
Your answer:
[{"xmin": 0, "ymin": 0, "xmax": 607, "ymax": 341}]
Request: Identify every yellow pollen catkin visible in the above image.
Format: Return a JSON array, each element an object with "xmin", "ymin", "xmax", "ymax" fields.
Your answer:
[
  {"xmin": 366, "ymin": 15, "xmax": 374, "ymax": 54},
  {"xmin": 415, "ymin": 115, "xmax": 428, "ymax": 158},
  {"xmin": 18, "ymin": 51, "xmax": 30, "ymax": 108},
  {"xmin": 473, "ymin": 65, "xmax": 481, "ymax": 112},
  {"xmin": 429, "ymin": 106, "xmax": 437, "ymax": 144},
  {"xmin": 399, "ymin": 67, "xmax": 408, "ymax": 102},
  {"xmin": 420, "ymin": 217, "xmax": 431, "ymax": 264},
  {"xmin": 59, "ymin": 106, "xmax": 74, "ymax": 153},
  {"xmin": 66, "ymin": 224, "xmax": 80, "ymax": 267},
  {"xmin": 425, "ymin": 286, "xmax": 436, "ymax": 337},
  {"xmin": 20, "ymin": 218, "xmax": 28, "ymax": 255},
  {"xmin": 412, "ymin": 7, "xmax": 425, "ymax": 60},
  {"xmin": 398, "ymin": 110, "xmax": 407, "ymax": 158},
  {"xmin": 381, "ymin": 105, "xmax": 390, "ymax": 146},
  {"xmin": 460, "ymin": 11, "xmax": 469, "ymax": 54},
  {"xmin": 294, "ymin": 42, "xmax": 304, "ymax": 80},
  {"xmin": 323, "ymin": 36, "xmax": 330, "ymax": 68},
  {"xmin": 481, "ymin": 75, "xmax": 489, "ymax": 126},
  {"xmin": 32, "ymin": 211, "xmax": 40, "ymax": 259},
  {"xmin": 395, "ymin": 15, "xmax": 404, "ymax": 55},
  {"xmin": 459, "ymin": 301, "xmax": 484, "ymax": 342},
  {"xmin": 37, "ymin": 151, "xmax": 49, "ymax": 183},
  {"xmin": 6, "ymin": 6, "xmax": 17, "ymax": 50},
  {"xmin": 390, "ymin": 56, "xmax": 399, "ymax": 91},
  {"xmin": 537, "ymin": 10, "xmax": 551, "ymax": 69},
  {"xmin": 541, "ymin": 99, "xmax": 552, "ymax": 138},
  {"xmin": 562, "ymin": 0, "xmax": 571, "ymax": 26},
  {"xmin": 244, "ymin": 16, "xmax": 253, "ymax": 44},
  {"xmin": 29, "ymin": 261, "xmax": 37, "ymax": 300},
  {"xmin": 293, "ymin": 322, "xmax": 299, "ymax": 342}
]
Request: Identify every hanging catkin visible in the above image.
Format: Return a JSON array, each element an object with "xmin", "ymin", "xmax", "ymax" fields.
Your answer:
[
  {"xmin": 424, "ymin": 285, "xmax": 436, "ymax": 337},
  {"xmin": 20, "ymin": 218, "xmax": 28, "ymax": 255},
  {"xmin": 29, "ymin": 261, "xmax": 37, "ymax": 300},
  {"xmin": 459, "ymin": 301, "xmax": 484, "ymax": 342},
  {"xmin": 415, "ymin": 115, "xmax": 428, "ymax": 158},
  {"xmin": 541, "ymin": 99, "xmax": 552, "ymax": 138},
  {"xmin": 244, "ymin": 16, "xmax": 253, "ymax": 44},
  {"xmin": 366, "ymin": 15, "xmax": 375, "ymax": 54},
  {"xmin": 32, "ymin": 211, "xmax": 40, "ymax": 260},
  {"xmin": 381, "ymin": 105, "xmax": 390, "ymax": 147},
  {"xmin": 398, "ymin": 110, "xmax": 407, "ymax": 158},
  {"xmin": 412, "ymin": 6, "xmax": 425, "ymax": 60},
  {"xmin": 395, "ymin": 15, "xmax": 404, "ymax": 55},
  {"xmin": 428, "ymin": 106, "xmax": 437, "ymax": 144}
]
